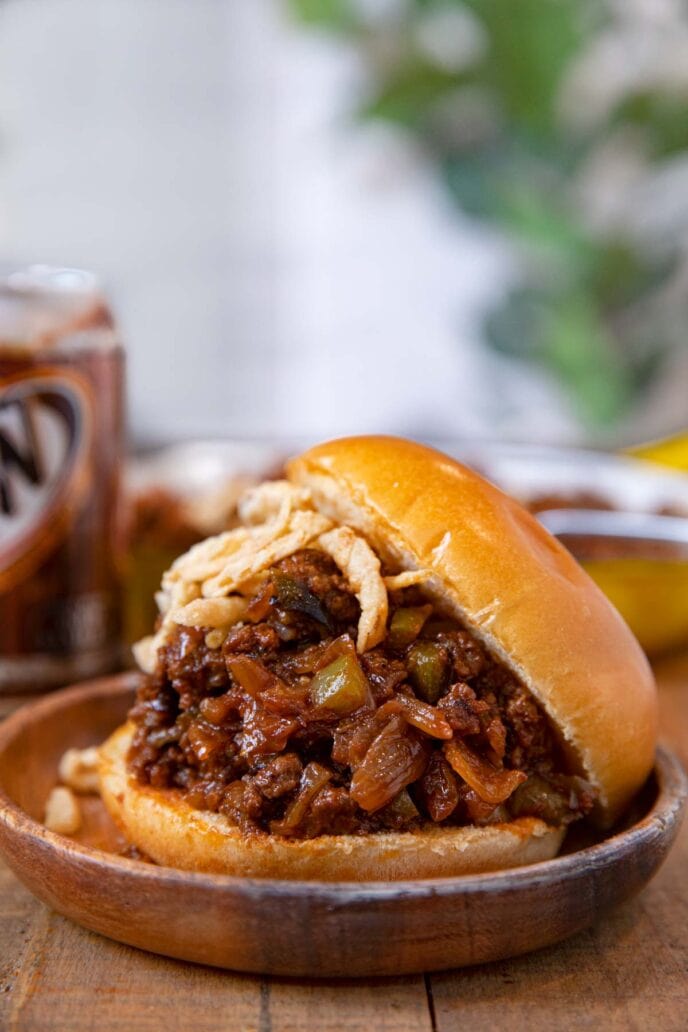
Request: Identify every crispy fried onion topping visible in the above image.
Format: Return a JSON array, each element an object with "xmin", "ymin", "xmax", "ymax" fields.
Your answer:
[
  {"xmin": 238, "ymin": 480, "xmax": 312, "ymax": 526},
  {"xmin": 383, "ymin": 569, "xmax": 433, "ymax": 591},
  {"xmin": 135, "ymin": 482, "xmax": 330, "ymax": 672},
  {"xmin": 317, "ymin": 527, "xmax": 388, "ymax": 653},
  {"xmin": 133, "ymin": 478, "xmax": 430, "ymax": 672}
]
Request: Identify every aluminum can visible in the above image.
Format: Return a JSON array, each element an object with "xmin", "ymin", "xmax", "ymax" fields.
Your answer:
[{"xmin": 0, "ymin": 266, "xmax": 124, "ymax": 693}]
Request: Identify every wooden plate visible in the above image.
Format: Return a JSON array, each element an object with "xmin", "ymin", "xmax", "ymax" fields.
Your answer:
[{"xmin": 0, "ymin": 674, "xmax": 685, "ymax": 978}]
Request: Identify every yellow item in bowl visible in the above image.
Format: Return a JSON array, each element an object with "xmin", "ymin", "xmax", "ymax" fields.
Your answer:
[
  {"xmin": 627, "ymin": 431, "xmax": 688, "ymax": 472},
  {"xmin": 584, "ymin": 558, "xmax": 688, "ymax": 656}
]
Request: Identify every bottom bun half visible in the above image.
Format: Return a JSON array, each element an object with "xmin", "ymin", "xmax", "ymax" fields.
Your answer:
[{"xmin": 99, "ymin": 724, "xmax": 565, "ymax": 880}]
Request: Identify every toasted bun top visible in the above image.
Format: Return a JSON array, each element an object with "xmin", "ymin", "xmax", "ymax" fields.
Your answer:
[{"xmin": 288, "ymin": 436, "xmax": 658, "ymax": 826}]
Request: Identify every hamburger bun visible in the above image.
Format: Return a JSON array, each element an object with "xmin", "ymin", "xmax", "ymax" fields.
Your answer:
[
  {"xmin": 288, "ymin": 436, "xmax": 657, "ymax": 827},
  {"xmin": 101, "ymin": 436, "xmax": 658, "ymax": 879}
]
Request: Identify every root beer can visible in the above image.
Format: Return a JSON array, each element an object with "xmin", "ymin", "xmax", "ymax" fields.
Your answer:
[{"xmin": 0, "ymin": 267, "xmax": 124, "ymax": 693}]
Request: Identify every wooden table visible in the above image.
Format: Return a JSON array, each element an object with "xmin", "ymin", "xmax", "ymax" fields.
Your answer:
[{"xmin": 1, "ymin": 657, "xmax": 686, "ymax": 1032}]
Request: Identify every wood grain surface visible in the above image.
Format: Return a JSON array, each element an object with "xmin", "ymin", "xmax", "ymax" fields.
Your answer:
[{"xmin": 1, "ymin": 653, "xmax": 687, "ymax": 1032}]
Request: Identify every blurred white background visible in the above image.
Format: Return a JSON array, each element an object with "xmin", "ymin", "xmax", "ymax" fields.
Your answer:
[{"xmin": 0, "ymin": 0, "xmax": 684, "ymax": 446}]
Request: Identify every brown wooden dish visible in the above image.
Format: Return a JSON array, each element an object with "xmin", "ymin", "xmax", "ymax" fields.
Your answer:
[{"xmin": 0, "ymin": 674, "xmax": 685, "ymax": 978}]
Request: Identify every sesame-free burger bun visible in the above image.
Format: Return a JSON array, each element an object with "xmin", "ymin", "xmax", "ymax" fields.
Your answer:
[
  {"xmin": 99, "ymin": 723, "xmax": 565, "ymax": 880},
  {"xmin": 288, "ymin": 436, "xmax": 658, "ymax": 827},
  {"xmin": 100, "ymin": 436, "xmax": 657, "ymax": 880}
]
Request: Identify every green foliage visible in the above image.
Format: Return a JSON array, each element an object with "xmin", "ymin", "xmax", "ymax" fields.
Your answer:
[
  {"xmin": 613, "ymin": 91, "xmax": 688, "ymax": 160},
  {"xmin": 460, "ymin": 0, "xmax": 587, "ymax": 134},
  {"xmin": 288, "ymin": 0, "xmax": 357, "ymax": 32},
  {"xmin": 288, "ymin": 0, "xmax": 685, "ymax": 427},
  {"xmin": 485, "ymin": 286, "xmax": 656, "ymax": 425},
  {"xmin": 363, "ymin": 63, "xmax": 467, "ymax": 127}
]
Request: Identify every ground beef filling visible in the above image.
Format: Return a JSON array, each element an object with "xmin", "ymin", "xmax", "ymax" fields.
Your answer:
[{"xmin": 128, "ymin": 549, "xmax": 595, "ymax": 838}]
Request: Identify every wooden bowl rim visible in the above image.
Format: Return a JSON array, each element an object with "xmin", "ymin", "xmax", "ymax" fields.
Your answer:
[{"xmin": 0, "ymin": 673, "xmax": 686, "ymax": 902}]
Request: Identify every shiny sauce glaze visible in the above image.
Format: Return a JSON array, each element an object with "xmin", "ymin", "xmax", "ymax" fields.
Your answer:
[{"xmin": 128, "ymin": 549, "xmax": 595, "ymax": 838}]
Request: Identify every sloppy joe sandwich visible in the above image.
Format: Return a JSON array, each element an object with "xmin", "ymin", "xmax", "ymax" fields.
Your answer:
[{"xmin": 100, "ymin": 436, "xmax": 658, "ymax": 880}]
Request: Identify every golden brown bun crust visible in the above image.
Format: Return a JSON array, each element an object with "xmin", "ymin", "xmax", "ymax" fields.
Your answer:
[
  {"xmin": 100, "ymin": 724, "xmax": 564, "ymax": 880},
  {"xmin": 288, "ymin": 436, "xmax": 658, "ymax": 826}
]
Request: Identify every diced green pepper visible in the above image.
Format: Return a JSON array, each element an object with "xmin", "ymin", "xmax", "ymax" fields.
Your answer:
[
  {"xmin": 310, "ymin": 653, "xmax": 372, "ymax": 715},
  {"xmin": 388, "ymin": 605, "xmax": 432, "ymax": 650},
  {"xmin": 407, "ymin": 641, "xmax": 448, "ymax": 703},
  {"xmin": 385, "ymin": 788, "xmax": 420, "ymax": 821},
  {"xmin": 509, "ymin": 776, "xmax": 563, "ymax": 823}
]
